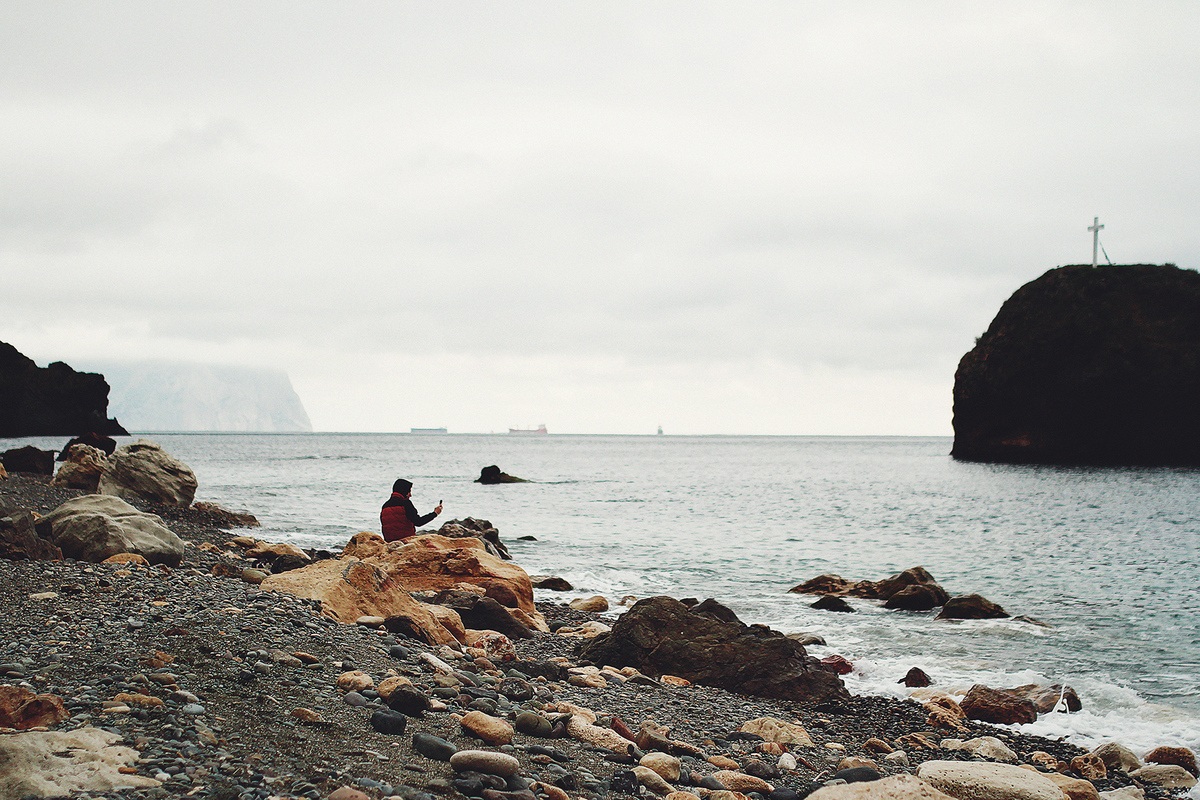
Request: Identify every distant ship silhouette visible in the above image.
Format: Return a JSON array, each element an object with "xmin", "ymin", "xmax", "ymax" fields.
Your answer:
[{"xmin": 508, "ymin": 424, "xmax": 548, "ymax": 435}]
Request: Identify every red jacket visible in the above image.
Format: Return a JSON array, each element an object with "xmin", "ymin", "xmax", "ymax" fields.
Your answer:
[{"xmin": 380, "ymin": 493, "xmax": 436, "ymax": 542}]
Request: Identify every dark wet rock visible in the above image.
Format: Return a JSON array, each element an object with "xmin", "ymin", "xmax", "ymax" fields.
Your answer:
[
  {"xmin": 937, "ymin": 593, "xmax": 1008, "ymax": 619},
  {"xmin": 57, "ymin": 432, "xmax": 118, "ymax": 459},
  {"xmin": 883, "ymin": 584, "xmax": 943, "ymax": 611},
  {"xmin": 412, "ymin": 732, "xmax": 458, "ymax": 761},
  {"xmin": 1006, "ymin": 683, "xmax": 1082, "ymax": 713},
  {"xmin": 899, "ymin": 667, "xmax": 932, "ymax": 687},
  {"xmin": 369, "ymin": 707, "xmax": 409, "ymax": 735},
  {"xmin": 436, "ymin": 517, "xmax": 513, "ymax": 560},
  {"xmin": 952, "ymin": 263, "xmax": 1200, "ymax": 466},
  {"xmin": 832, "ymin": 766, "xmax": 882, "ymax": 783},
  {"xmin": 475, "ymin": 465, "xmax": 529, "ymax": 484},
  {"xmin": 2, "ymin": 445, "xmax": 55, "ymax": 476},
  {"xmin": 578, "ymin": 595, "xmax": 848, "ymax": 703},
  {"xmin": 387, "ymin": 686, "xmax": 433, "ymax": 717},
  {"xmin": 811, "ymin": 595, "xmax": 855, "ymax": 613},
  {"xmin": 530, "ymin": 575, "xmax": 573, "ymax": 591},
  {"xmin": 819, "ymin": 655, "xmax": 854, "ymax": 675}
]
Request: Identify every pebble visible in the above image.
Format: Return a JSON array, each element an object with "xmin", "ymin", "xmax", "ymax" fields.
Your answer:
[{"xmin": 450, "ymin": 749, "xmax": 521, "ymax": 776}]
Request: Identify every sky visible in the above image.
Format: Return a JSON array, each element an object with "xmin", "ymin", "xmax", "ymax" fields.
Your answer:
[{"xmin": 3, "ymin": 2, "xmax": 1198, "ymax": 435}]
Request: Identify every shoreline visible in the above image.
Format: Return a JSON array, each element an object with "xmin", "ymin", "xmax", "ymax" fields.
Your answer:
[{"xmin": 1, "ymin": 474, "xmax": 1190, "ymax": 799}]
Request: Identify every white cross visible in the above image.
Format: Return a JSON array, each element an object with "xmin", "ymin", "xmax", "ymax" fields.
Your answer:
[{"xmin": 1088, "ymin": 217, "xmax": 1105, "ymax": 267}]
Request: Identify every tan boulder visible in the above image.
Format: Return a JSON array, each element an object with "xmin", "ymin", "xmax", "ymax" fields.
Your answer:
[
  {"xmin": 1041, "ymin": 771, "xmax": 1100, "ymax": 800},
  {"xmin": 460, "ymin": 710, "xmax": 513, "ymax": 745},
  {"xmin": 633, "ymin": 766, "xmax": 674, "ymax": 795},
  {"xmin": 1090, "ymin": 742, "xmax": 1142, "ymax": 774},
  {"xmin": 640, "ymin": 752, "xmax": 682, "ymax": 781},
  {"xmin": 336, "ymin": 670, "xmax": 374, "ymax": 692},
  {"xmin": 917, "ymin": 760, "xmax": 1067, "ymax": 800},
  {"xmin": 1129, "ymin": 764, "xmax": 1197, "ymax": 790},
  {"xmin": 570, "ymin": 595, "xmax": 610, "ymax": 612},
  {"xmin": 98, "ymin": 440, "xmax": 197, "ymax": 507},
  {"xmin": 739, "ymin": 717, "xmax": 813, "ymax": 746},
  {"xmin": 711, "ymin": 770, "xmax": 772, "ymax": 793},
  {"xmin": 1071, "ymin": 753, "xmax": 1107, "ymax": 780},
  {"xmin": 339, "ymin": 532, "xmax": 536, "ymax": 612},
  {"xmin": 259, "ymin": 558, "xmax": 461, "ymax": 646},
  {"xmin": 51, "ymin": 444, "xmax": 108, "ymax": 491},
  {"xmin": 807, "ymin": 774, "xmax": 957, "ymax": 799},
  {"xmin": 245, "ymin": 540, "xmax": 310, "ymax": 562}
]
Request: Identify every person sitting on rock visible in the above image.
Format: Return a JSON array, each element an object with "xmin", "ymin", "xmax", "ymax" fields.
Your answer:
[{"xmin": 380, "ymin": 478, "xmax": 442, "ymax": 542}]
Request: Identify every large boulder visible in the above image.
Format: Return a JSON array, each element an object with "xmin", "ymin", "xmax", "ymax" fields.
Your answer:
[
  {"xmin": 259, "ymin": 557, "xmax": 463, "ymax": 646},
  {"xmin": 2, "ymin": 445, "xmax": 54, "ymax": 475},
  {"xmin": 952, "ymin": 264, "xmax": 1200, "ymax": 465},
  {"xmin": 0, "ymin": 509, "xmax": 63, "ymax": 560},
  {"xmin": 98, "ymin": 440, "xmax": 197, "ymax": 506},
  {"xmin": 436, "ymin": 517, "xmax": 513, "ymax": 560},
  {"xmin": 52, "ymin": 444, "xmax": 109, "ymax": 491},
  {"xmin": 0, "ymin": 727, "xmax": 158, "ymax": 796},
  {"xmin": 35, "ymin": 495, "xmax": 187, "ymax": 566},
  {"xmin": 343, "ymin": 533, "xmax": 535, "ymax": 613},
  {"xmin": 578, "ymin": 595, "xmax": 848, "ymax": 703},
  {"xmin": 0, "ymin": 342, "xmax": 128, "ymax": 438},
  {"xmin": 0, "ymin": 686, "xmax": 70, "ymax": 729},
  {"xmin": 959, "ymin": 684, "xmax": 1038, "ymax": 725},
  {"xmin": 260, "ymin": 532, "xmax": 546, "ymax": 644},
  {"xmin": 917, "ymin": 760, "xmax": 1066, "ymax": 800}
]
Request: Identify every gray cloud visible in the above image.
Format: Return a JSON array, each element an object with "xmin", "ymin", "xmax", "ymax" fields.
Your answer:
[{"xmin": 3, "ymin": 1, "xmax": 1198, "ymax": 433}]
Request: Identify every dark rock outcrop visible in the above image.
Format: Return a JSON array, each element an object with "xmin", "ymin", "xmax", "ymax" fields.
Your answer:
[
  {"xmin": 952, "ymin": 264, "xmax": 1200, "ymax": 465},
  {"xmin": 936, "ymin": 593, "xmax": 1008, "ymax": 620},
  {"xmin": 578, "ymin": 595, "xmax": 848, "ymax": 704},
  {"xmin": 2, "ymin": 445, "xmax": 54, "ymax": 476},
  {"xmin": 0, "ymin": 341, "xmax": 127, "ymax": 437},
  {"xmin": 475, "ymin": 465, "xmax": 529, "ymax": 484}
]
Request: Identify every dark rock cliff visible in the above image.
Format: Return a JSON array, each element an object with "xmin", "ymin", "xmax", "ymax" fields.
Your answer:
[
  {"xmin": 0, "ymin": 342, "xmax": 128, "ymax": 438},
  {"xmin": 952, "ymin": 264, "xmax": 1200, "ymax": 466}
]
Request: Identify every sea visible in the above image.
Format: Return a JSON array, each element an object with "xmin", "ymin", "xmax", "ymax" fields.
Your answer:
[{"xmin": 14, "ymin": 432, "xmax": 1200, "ymax": 783}]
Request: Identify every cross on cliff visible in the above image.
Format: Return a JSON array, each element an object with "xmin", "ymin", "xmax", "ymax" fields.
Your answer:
[{"xmin": 1088, "ymin": 217, "xmax": 1105, "ymax": 267}]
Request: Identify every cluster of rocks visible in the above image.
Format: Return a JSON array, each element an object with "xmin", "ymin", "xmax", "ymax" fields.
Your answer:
[
  {"xmin": 2, "ymin": 473, "xmax": 1197, "ymax": 800},
  {"xmin": 791, "ymin": 567, "xmax": 1011, "ymax": 619}
]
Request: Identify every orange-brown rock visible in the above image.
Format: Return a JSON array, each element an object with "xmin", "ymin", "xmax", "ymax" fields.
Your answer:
[
  {"xmin": 1145, "ymin": 746, "xmax": 1198, "ymax": 777},
  {"xmin": 259, "ymin": 558, "xmax": 462, "ymax": 646},
  {"xmin": 960, "ymin": 684, "xmax": 1037, "ymax": 725},
  {"xmin": 343, "ymin": 532, "xmax": 539, "ymax": 614},
  {"xmin": 0, "ymin": 685, "xmax": 70, "ymax": 729}
]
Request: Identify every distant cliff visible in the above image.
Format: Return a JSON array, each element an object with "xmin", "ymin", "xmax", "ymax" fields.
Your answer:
[
  {"xmin": 89, "ymin": 361, "xmax": 313, "ymax": 433},
  {"xmin": 0, "ymin": 342, "xmax": 128, "ymax": 437},
  {"xmin": 952, "ymin": 264, "xmax": 1200, "ymax": 466}
]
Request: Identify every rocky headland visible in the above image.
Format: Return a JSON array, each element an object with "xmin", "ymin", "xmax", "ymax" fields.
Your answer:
[
  {"xmin": 0, "ymin": 341, "xmax": 128, "ymax": 438},
  {"xmin": 951, "ymin": 264, "xmax": 1200, "ymax": 466},
  {"xmin": 2, "ymin": 460, "xmax": 1197, "ymax": 800}
]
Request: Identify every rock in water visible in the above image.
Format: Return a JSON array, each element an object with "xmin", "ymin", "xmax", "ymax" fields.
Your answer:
[
  {"xmin": 578, "ymin": 595, "xmax": 848, "ymax": 703},
  {"xmin": 952, "ymin": 264, "xmax": 1200, "ymax": 466}
]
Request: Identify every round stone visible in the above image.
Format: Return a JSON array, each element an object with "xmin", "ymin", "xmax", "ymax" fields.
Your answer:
[{"xmin": 449, "ymin": 749, "xmax": 521, "ymax": 776}]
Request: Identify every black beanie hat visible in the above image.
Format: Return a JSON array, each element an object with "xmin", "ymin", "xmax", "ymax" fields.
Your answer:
[{"xmin": 392, "ymin": 478, "xmax": 413, "ymax": 495}]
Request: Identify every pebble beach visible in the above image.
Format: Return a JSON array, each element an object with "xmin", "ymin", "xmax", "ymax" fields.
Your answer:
[{"xmin": 0, "ymin": 473, "xmax": 1190, "ymax": 800}]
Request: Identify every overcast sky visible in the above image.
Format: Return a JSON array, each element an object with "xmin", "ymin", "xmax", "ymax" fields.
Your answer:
[{"xmin": 3, "ymin": 2, "xmax": 1197, "ymax": 435}]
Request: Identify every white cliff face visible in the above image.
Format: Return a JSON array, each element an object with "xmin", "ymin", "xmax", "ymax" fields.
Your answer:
[{"xmin": 86, "ymin": 361, "xmax": 313, "ymax": 432}]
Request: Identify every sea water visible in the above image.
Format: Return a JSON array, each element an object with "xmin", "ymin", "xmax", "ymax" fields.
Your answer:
[{"xmin": 15, "ymin": 432, "xmax": 1200, "ymax": 777}]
